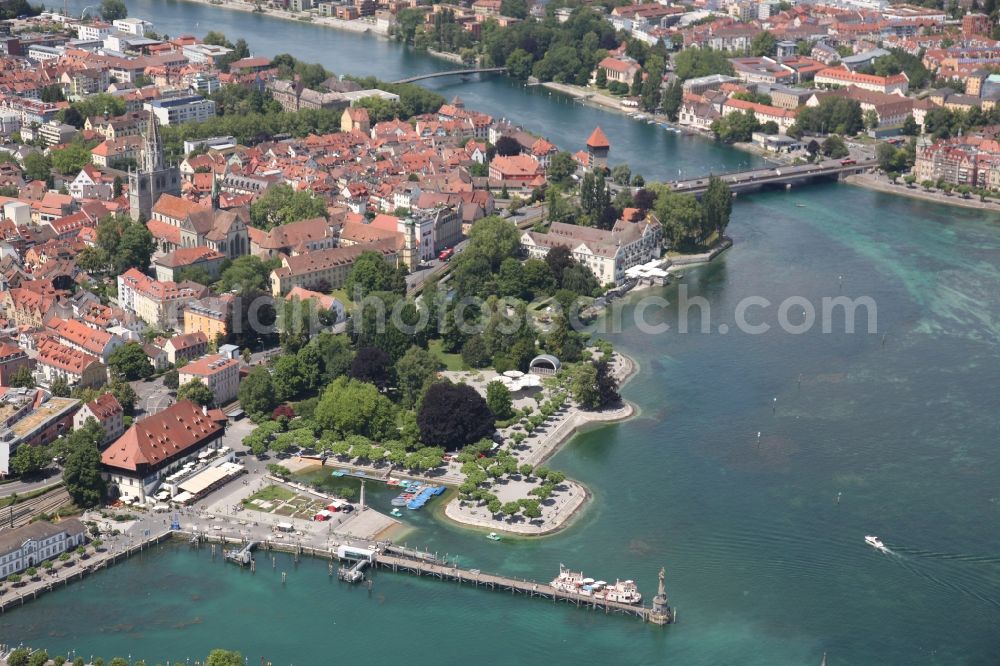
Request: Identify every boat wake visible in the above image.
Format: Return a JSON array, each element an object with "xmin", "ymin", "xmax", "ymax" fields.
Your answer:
[{"xmin": 881, "ymin": 545, "xmax": 1000, "ymax": 611}]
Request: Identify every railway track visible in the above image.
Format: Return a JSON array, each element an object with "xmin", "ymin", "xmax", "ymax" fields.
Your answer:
[{"xmin": 0, "ymin": 486, "xmax": 73, "ymax": 530}]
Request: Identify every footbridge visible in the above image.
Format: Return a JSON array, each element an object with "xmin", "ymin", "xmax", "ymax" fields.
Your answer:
[
  {"xmin": 671, "ymin": 158, "xmax": 877, "ymax": 196},
  {"xmin": 393, "ymin": 67, "xmax": 507, "ymax": 84}
]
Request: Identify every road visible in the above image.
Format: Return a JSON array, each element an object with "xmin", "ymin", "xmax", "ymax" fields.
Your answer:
[
  {"xmin": 0, "ymin": 470, "xmax": 62, "ymax": 500},
  {"xmin": 132, "ymin": 375, "xmax": 174, "ymax": 417},
  {"xmin": 670, "ymin": 158, "xmax": 877, "ymax": 194}
]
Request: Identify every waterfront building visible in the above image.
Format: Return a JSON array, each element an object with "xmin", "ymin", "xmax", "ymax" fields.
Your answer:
[
  {"xmin": 101, "ymin": 399, "xmax": 226, "ymax": 503},
  {"xmin": 915, "ymin": 134, "xmax": 1000, "ymax": 188},
  {"xmin": 76, "ymin": 22, "xmax": 115, "ymax": 41},
  {"xmin": 807, "ymin": 86, "xmax": 914, "ymax": 131},
  {"xmin": 520, "ymin": 209, "xmax": 661, "ymax": 286},
  {"xmin": 113, "ymin": 18, "xmax": 154, "ymax": 35},
  {"xmin": 73, "ymin": 392, "xmax": 124, "ymax": 446},
  {"xmin": 177, "ymin": 354, "xmax": 240, "ymax": 406},
  {"xmin": 0, "ymin": 519, "xmax": 87, "ymax": 578},
  {"xmin": 585, "ymin": 126, "xmax": 611, "ymax": 171},
  {"xmin": 721, "ymin": 97, "xmax": 798, "ymax": 133},
  {"xmin": 597, "ymin": 56, "xmax": 643, "ymax": 84}
]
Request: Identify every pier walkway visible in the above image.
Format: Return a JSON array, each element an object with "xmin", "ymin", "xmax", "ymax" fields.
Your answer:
[
  {"xmin": 2, "ymin": 526, "xmax": 673, "ymax": 627},
  {"xmin": 374, "ymin": 552, "xmax": 672, "ymax": 623},
  {"xmin": 224, "ymin": 540, "xmax": 258, "ymax": 566},
  {"xmin": 670, "ymin": 158, "xmax": 876, "ymax": 196}
]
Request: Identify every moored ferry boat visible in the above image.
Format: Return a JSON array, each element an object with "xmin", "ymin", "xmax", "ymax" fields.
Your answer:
[{"xmin": 550, "ymin": 564, "xmax": 642, "ymax": 604}]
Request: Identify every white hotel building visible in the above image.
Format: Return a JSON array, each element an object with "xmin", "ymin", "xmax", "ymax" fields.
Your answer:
[{"xmin": 0, "ymin": 519, "xmax": 88, "ymax": 578}]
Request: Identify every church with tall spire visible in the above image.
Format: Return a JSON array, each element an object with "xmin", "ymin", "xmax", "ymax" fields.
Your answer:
[{"xmin": 129, "ymin": 109, "xmax": 181, "ymax": 221}]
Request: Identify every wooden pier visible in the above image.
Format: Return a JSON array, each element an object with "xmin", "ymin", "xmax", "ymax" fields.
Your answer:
[
  {"xmin": 374, "ymin": 552, "xmax": 674, "ymax": 624},
  {"xmin": 1, "ymin": 531, "xmax": 673, "ymax": 627}
]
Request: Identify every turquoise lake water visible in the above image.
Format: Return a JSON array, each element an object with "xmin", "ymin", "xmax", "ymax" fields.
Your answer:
[
  {"xmin": 8, "ymin": 3, "xmax": 999, "ymax": 661},
  {"xmin": 4, "ymin": 184, "xmax": 1000, "ymax": 664}
]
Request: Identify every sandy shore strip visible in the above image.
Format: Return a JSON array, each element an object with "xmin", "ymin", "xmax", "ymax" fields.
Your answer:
[
  {"xmin": 845, "ymin": 172, "xmax": 1000, "ymax": 213},
  {"xmin": 168, "ymin": 0, "xmax": 390, "ymax": 36}
]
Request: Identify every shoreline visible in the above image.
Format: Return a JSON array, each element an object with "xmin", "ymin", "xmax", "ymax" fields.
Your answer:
[
  {"xmin": 440, "ymin": 350, "xmax": 639, "ymax": 537},
  {"xmin": 845, "ymin": 172, "xmax": 1000, "ymax": 213},
  {"xmin": 168, "ymin": 0, "xmax": 390, "ymax": 37}
]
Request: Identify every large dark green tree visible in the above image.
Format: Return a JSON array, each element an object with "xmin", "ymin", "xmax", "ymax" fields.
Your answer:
[
  {"xmin": 78, "ymin": 215, "xmax": 155, "ymax": 277},
  {"xmin": 701, "ymin": 175, "xmax": 733, "ymax": 240},
  {"xmin": 176, "ymin": 380, "xmax": 215, "ymax": 407},
  {"xmin": 238, "ymin": 366, "xmax": 277, "ymax": 416},
  {"xmin": 417, "ymin": 382, "xmax": 495, "ymax": 450},
  {"xmin": 315, "ymin": 376, "xmax": 396, "ymax": 440},
  {"xmin": 107, "ymin": 342, "xmax": 154, "ymax": 381},
  {"xmin": 10, "ymin": 444, "xmax": 49, "ymax": 477},
  {"xmin": 344, "ymin": 251, "xmax": 406, "ymax": 301},
  {"xmin": 249, "ymin": 184, "xmax": 327, "ymax": 230},
  {"xmin": 62, "ymin": 419, "xmax": 107, "ymax": 507},
  {"xmin": 394, "ymin": 345, "xmax": 442, "ymax": 408}
]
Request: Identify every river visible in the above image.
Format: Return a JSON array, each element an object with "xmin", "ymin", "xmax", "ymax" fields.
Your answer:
[
  {"xmin": 8, "ymin": 2, "xmax": 1000, "ymax": 663},
  {"xmin": 66, "ymin": 0, "xmax": 767, "ymax": 181}
]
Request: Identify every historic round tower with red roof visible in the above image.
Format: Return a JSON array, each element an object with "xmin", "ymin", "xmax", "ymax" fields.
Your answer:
[{"xmin": 586, "ymin": 126, "xmax": 611, "ymax": 171}]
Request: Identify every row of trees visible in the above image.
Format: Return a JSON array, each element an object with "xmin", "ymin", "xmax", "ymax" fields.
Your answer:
[
  {"xmin": 649, "ymin": 176, "xmax": 733, "ymax": 250},
  {"xmin": 6, "ymin": 649, "xmax": 244, "ymax": 666},
  {"xmin": 7, "ymin": 419, "xmax": 106, "ymax": 506}
]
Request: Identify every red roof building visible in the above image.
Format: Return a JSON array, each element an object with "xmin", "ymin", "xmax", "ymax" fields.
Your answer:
[
  {"xmin": 815, "ymin": 66, "xmax": 909, "ymax": 94},
  {"xmin": 585, "ymin": 127, "xmax": 610, "ymax": 170},
  {"xmin": 74, "ymin": 392, "xmax": 124, "ymax": 445},
  {"xmin": 101, "ymin": 399, "xmax": 225, "ymax": 502},
  {"xmin": 0, "ymin": 342, "xmax": 34, "ymax": 387}
]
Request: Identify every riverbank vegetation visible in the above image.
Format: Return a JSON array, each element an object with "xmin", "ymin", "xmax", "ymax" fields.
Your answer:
[
  {"xmin": 4, "ymin": 648, "xmax": 246, "ymax": 666},
  {"xmin": 154, "ymin": 46, "xmax": 445, "ymax": 157}
]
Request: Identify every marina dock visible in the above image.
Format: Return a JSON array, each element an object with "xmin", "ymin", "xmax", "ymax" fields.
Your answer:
[
  {"xmin": 374, "ymin": 552, "xmax": 674, "ymax": 625},
  {"xmin": 2, "ymin": 529, "xmax": 673, "ymax": 627},
  {"xmin": 224, "ymin": 541, "xmax": 258, "ymax": 566}
]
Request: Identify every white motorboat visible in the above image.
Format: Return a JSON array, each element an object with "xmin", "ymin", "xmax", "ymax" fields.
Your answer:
[{"xmin": 865, "ymin": 535, "xmax": 889, "ymax": 552}]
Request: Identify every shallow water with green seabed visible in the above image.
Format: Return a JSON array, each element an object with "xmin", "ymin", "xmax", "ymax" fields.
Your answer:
[{"xmin": 4, "ymin": 184, "xmax": 1000, "ymax": 663}]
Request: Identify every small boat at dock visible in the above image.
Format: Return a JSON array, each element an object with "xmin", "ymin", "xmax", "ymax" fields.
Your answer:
[
  {"xmin": 551, "ymin": 564, "xmax": 642, "ymax": 604},
  {"xmin": 390, "ymin": 508, "xmax": 403, "ymax": 517}
]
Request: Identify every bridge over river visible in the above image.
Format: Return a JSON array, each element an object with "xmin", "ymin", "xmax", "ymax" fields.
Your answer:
[
  {"xmin": 392, "ymin": 67, "xmax": 507, "ymax": 84},
  {"xmin": 670, "ymin": 158, "xmax": 877, "ymax": 196}
]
